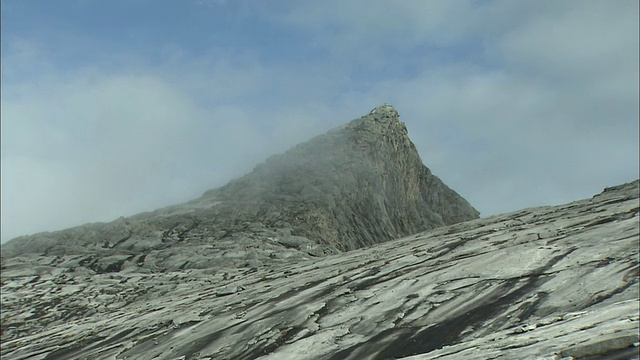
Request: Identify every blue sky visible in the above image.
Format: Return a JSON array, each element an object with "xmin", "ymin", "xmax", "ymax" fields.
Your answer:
[{"xmin": 2, "ymin": 0, "xmax": 639, "ymax": 242}]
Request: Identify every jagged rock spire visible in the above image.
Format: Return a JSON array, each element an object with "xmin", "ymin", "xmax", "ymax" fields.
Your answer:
[{"xmin": 368, "ymin": 103, "xmax": 398, "ymax": 117}]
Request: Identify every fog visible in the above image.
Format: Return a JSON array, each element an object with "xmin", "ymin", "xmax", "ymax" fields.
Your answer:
[{"xmin": 2, "ymin": 0, "xmax": 638, "ymax": 242}]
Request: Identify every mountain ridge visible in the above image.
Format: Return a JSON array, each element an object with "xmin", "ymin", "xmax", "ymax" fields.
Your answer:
[{"xmin": 1, "ymin": 104, "xmax": 479, "ymax": 264}]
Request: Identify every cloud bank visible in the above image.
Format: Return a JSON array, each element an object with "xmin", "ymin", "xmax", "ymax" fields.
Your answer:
[{"xmin": 1, "ymin": 0, "xmax": 638, "ymax": 242}]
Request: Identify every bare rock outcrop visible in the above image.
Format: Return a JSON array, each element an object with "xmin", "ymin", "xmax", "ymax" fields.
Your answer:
[
  {"xmin": 1, "ymin": 105, "xmax": 479, "ymax": 268},
  {"xmin": 205, "ymin": 104, "xmax": 479, "ymax": 250},
  {"xmin": 1, "ymin": 180, "xmax": 637, "ymax": 359}
]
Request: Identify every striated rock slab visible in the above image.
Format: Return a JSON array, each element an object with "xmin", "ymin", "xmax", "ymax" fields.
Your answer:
[{"xmin": 1, "ymin": 180, "xmax": 638, "ymax": 359}]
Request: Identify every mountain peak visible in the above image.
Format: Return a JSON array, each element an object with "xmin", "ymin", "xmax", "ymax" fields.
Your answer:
[
  {"xmin": 206, "ymin": 105, "xmax": 478, "ymax": 251},
  {"xmin": 2, "ymin": 106, "xmax": 479, "ymax": 263},
  {"xmin": 368, "ymin": 103, "xmax": 398, "ymax": 118}
]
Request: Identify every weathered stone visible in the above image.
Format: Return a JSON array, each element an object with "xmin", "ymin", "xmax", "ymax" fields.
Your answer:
[
  {"xmin": 0, "ymin": 180, "xmax": 637, "ymax": 359},
  {"xmin": 559, "ymin": 335, "xmax": 639, "ymax": 358},
  {"xmin": 276, "ymin": 235, "xmax": 313, "ymax": 249}
]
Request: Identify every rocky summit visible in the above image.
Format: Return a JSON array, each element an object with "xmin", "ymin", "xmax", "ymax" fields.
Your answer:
[
  {"xmin": 0, "ymin": 104, "xmax": 479, "ymax": 270},
  {"xmin": 1, "ymin": 106, "xmax": 639, "ymax": 360}
]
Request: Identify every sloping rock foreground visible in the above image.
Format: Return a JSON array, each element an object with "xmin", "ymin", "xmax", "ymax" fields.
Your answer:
[
  {"xmin": 1, "ymin": 180, "xmax": 638, "ymax": 359},
  {"xmin": 1, "ymin": 104, "xmax": 478, "ymax": 266}
]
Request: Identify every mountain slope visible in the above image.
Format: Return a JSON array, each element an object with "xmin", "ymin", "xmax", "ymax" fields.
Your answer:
[
  {"xmin": 1, "ymin": 180, "xmax": 637, "ymax": 359},
  {"xmin": 1, "ymin": 105, "xmax": 479, "ymax": 269}
]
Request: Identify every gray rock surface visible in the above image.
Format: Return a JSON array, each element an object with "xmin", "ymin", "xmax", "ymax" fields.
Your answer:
[
  {"xmin": 1, "ymin": 105, "xmax": 638, "ymax": 359},
  {"xmin": 1, "ymin": 104, "xmax": 479, "ymax": 267},
  {"xmin": 1, "ymin": 180, "xmax": 638, "ymax": 359}
]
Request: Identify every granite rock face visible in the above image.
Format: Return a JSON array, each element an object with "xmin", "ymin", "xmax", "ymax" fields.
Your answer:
[
  {"xmin": 208, "ymin": 104, "xmax": 479, "ymax": 250},
  {"xmin": 1, "ymin": 105, "xmax": 638, "ymax": 359},
  {"xmin": 1, "ymin": 181, "xmax": 638, "ymax": 359},
  {"xmin": 1, "ymin": 105, "xmax": 479, "ymax": 267}
]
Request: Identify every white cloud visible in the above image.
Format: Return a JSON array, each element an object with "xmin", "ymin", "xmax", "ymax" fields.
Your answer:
[
  {"xmin": 496, "ymin": 1, "xmax": 639, "ymax": 80},
  {"xmin": 276, "ymin": 0, "xmax": 639, "ymax": 213},
  {"xmin": 0, "ymin": 45, "xmax": 353, "ymax": 241},
  {"xmin": 1, "ymin": 1, "xmax": 638, "ymax": 241},
  {"xmin": 1, "ymin": 72, "xmax": 204, "ymax": 240}
]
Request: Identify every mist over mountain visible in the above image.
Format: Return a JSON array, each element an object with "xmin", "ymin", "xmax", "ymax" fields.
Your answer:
[
  {"xmin": 1, "ymin": 105, "xmax": 478, "ymax": 266},
  {"xmin": 1, "ymin": 106, "xmax": 637, "ymax": 360}
]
